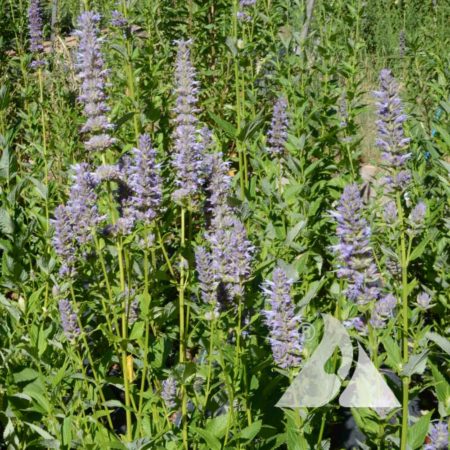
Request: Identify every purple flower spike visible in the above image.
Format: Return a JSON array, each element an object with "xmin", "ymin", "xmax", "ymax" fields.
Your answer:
[
  {"xmin": 67, "ymin": 163, "xmax": 102, "ymax": 245},
  {"xmin": 409, "ymin": 201, "xmax": 426, "ymax": 228},
  {"xmin": 267, "ymin": 97, "xmax": 289, "ymax": 157},
  {"xmin": 111, "ymin": 10, "xmax": 128, "ymax": 29},
  {"xmin": 161, "ymin": 377, "xmax": 178, "ymax": 410},
  {"xmin": 51, "ymin": 163, "xmax": 102, "ymax": 277},
  {"xmin": 125, "ymin": 134, "xmax": 162, "ymax": 227},
  {"xmin": 237, "ymin": 0, "xmax": 256, "ymax": 21},
  {"xmin": 171, "ymin": 39, "xmax": 206, "ymax": 207},
  {"xmin": 373, "ymin": 69, "xmax": 411, "ymax": 190},
  {"xmin": 203, "ymin": 151, "xmax": 231, "ymax": 210},
  {"xmin": 331, "ymin": 184, "xmax": 381, "ymax": 305},
  {"xmin": 28, "ymin": 0, "xmax": 44, "ymax": 54},
  {"xmin": 207, "ymin": 205, "xmax": 254, "ymax": 300},
  {"xmin": 262, "ymin": 267, "xmax": 303, "ymax": 369},
  {"xmin": 424, "ymin": 421, "xmax": 448, "ymax": 450},
  {"xmin": 52, "ymin": 205, "xmax": 77, "ymax": 277},
  {"xmin": 75, "ymin": 11, "xmax": 116, "ymax": 152},
  {"xmin": 58, "ymin": 299, "xmax": 80, "ymax": 341},
  {"xmin": 195, "ymin": 246, "xmax": 218, "ymax": 305}
]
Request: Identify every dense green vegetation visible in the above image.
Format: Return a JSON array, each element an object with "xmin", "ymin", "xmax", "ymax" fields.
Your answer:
[{"xmin": 0, "ymin": 1, "xmax": 448, "ymax": 448}]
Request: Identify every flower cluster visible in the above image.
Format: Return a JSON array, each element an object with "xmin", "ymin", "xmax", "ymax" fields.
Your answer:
[
  {"xmin": 124, "ymin": 133, "xmax": 162, "ymax": 227},
  {"xmin": 161, "ymin": 377, "xmax": 178, "ymax": 410},
  {"xmin": 262, "ymin": 267, "xmax": 302, "ymax": 369},
  {"xmin": 424, "ymin": 421, "xmax": 448, "ymax": 450},
  {"xmin": 373, "ymin": 69, "xmax": 411, "ymax": 191},
  {"xmin": 75, "ymin": 12, "xmax": 116, "ymax": 152},
  {"xmin": 196, "ymin": 203, "xmax": 254, "ymax": 306},
  {"xmin": 171, "ymin": 40, "xmax": 207, "ymax": 207},
  {"xmin": 369, "ymin": 294, "xmax": 397, "ymax": 328},
  {"xmin": 28, "ymin": 0, "xmax": 45, "ymax": 68},
  {"xmin": 237, "ymin": 0, "xmax": 256, "ymax": 22},
  {"xmin": 332, "ymin": 184, "xmax": 399, "ymax": 328},
  {"xmin": 331, "ymin": 184, "xmax": 381, "ymax": 305},
  {"xmin": 52, "ymin": 163, "xmax": 102, "ymax": 277},
  {"xmin": 203, "ymin": 151, "xmax": 231, "ymax": 211},
  {"xmin": 267, "ymin": 97, "xmax": 289, "ymax": 157},
  {"xmin": 58, "ymin": 299, "xmax": 80, "ymax": 341}
]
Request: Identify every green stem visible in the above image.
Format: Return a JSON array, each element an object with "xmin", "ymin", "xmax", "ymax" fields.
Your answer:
[
  {"xmin": 69, "ymin": 286, "xmax": 114, "ymax": 430},
  {"xmin": 232, "ymin": 0, "xmax": 246, "ymax": 197},
  {"xmin": 121, "ymin": 0, "xmax": 140, "ymax": 144},
  {"xmin": 396, "ymin": 193, "xmax": 409, "ymax": 450},
  {"xmin": 117, "ymin": 239, "xmax": 133, "ymax": 441},
  {"xmin": 179, "ymin": 207, "xmax": 188, "ymax": 449}
]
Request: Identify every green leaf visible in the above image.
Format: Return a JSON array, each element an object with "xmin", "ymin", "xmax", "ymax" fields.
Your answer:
[
  {"xmin": 205, "ymin": 413, "xmax": 228, "ymax": 439},
  {"xmin": 298, "ymin": 278, "xmax": 325, "ymax": 309},
  {"xmin": 407, "ymin": 412, "xmax": 432, "ymax": 449},
  {"xmin": 62, "ymin": 417, "xmax": 72, "ymax": 447},
  {"xmin": 24, "ymin": 422, "xmax": 55, "ymax": 441},
  {"xmin": 426, "ymin": 332, "xmax": 450, "ymax": 355},
  {"xmin": 429, "ymin": 362, "xmax": 450, "ymax": 416},
  {"xmin": 13, "ymin": 368, "xmax": 39, "ymax": 383},
  {"xmin": 401, "ymin": 350, "xmax": 428, "ymax": 376},
  {"xmin": 190, "ymin": 427, "xmax": 221, "ymax": 450},
  {"xmin": 240, "ymin": 420, "xmax": 262, "ymax": 441},
  {"xmin": 30, "ymin": 177, "xmax": 48, "ymax": 199},
  {"xmin": 208, "ymin": 112, "xmax": 237, "ymax": 138},
  {"xmin": 0, "ymin": 208, "xmax": 13, "ymax": 234},
  {"xmin": 130, "ymin": 321, "xmax": 145, "ymax": 340},
  {"xmin": 382, "ymin": 336, "xmax": 402, "ymax": 371},
  {"xmin": 286, "ymin": 220, "xmax": 307, "ymax": 246}
]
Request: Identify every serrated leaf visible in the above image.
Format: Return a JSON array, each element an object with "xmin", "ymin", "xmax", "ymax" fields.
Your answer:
[
  {"xmin": 0, "ymin": 208, "xmax": 13, "ymax": 234},
  {"xmin": 129, "ymin": 321, "xmax": 145, "ymax": 340},
  {"xmin": 191, "ymin": 426, "xmax": 221, "ymax": 450},
  {"xmin": 407, "ymin": 412, "xmax": 432, "ymax": 449},
  {"xmin": 208, "ymin": 112, "xmax": 237, "ymax": 138},
  {"xmin": 205, "ymin": 413, "xmax": 228, "ymax": 438},
  {"xmin": 298, "ymin": 278, "xmax": 325, "ymax": 309},
  {"xmin": 426, "ymin": 332, "xmax": 450, "ymax": 355},
  {"xmin": 401, "ymin": 350, "xmax": 428, "ymax": 376},
  {"xmin": 24, "ymin": 422, "xmax": 55, "ymax": 441},
  {"xmin": 13, "ymin": 368, "xmax": 39, "ymax": 383},
  {"xmin": 382, "ymin": 336, "xmax": 402, "ymax": 371},
  {"xmin": 240, "ymin": 420, "xmax": 262, "ymax": 441}
]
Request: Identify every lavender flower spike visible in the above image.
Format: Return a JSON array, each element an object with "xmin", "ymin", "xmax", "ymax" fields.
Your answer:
[
  {"xmin": 331, "ymin": 184, "xmax": 381, "ymax": 305},
  {"xmin": 207, "ymin": 205, "xmax": 254, "ymax": 300},
  {"xmin": 58, "ymin": 299, "xmax": 80, "ymax": 341},
  {"xmin": 66, "ymin": 163, "xmax": 102, "ymax": 245},
  {"xmin": 51, "ymin": 205, "xmax": 77, "ymax": 278},
  {"xmin": 171, "ymin": 39, "xmax": 206, "ymax": 207},
  {"xmin": 75, "ymin": 12, "xmax": 116, "ymax": 152},
  {"xmin": 374, "ymin": 69, "xmax": 411, "ymax": 189},
  {"xmin": 267, "ymin": 97, "xmax": 289, "ymax": 157},
  {"xmin": 203, "ymin": 151, "xmax": 231, "ymax": 211},
  {"xmin": 28, "ymin": 0, "xmax": 44, "ymax": 53},
  {"xmin": 195, "ymin": 246, "xmax": 218, "ymax": 305},
  {"xmin": 262, "ymin": 267, "xmax": 302, "ymax": 369},
  {"xmin": 126, "ymin": 134, "xmax": 162, "ymax": 226},
  {"xmin": 161, "ymin": 377, "xmax": 178, "ymax": 410}
]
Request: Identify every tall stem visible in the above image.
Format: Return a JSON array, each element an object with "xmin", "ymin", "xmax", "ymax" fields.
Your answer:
[
  {"xmin": 179, "ymin": 207, "xmax": 188, "ymax": 448},
  {"xmin": 117, "ymin": 239, "xmax": 133, "ymax": 441},
  {"xmin": 232, "ymin": 0, "xmax": 246, "ymax": 196},
  {"xmin": 69, "ymin": 286, "xmax": 114, "ymax": 429},
  {"xmin": 120, "ymin": 0, "xmax": 140, "ymax": 145},
  {"xmin": 37, "ymin": 68, "xmax": 49, "ymax": 231},
  {"xmin": 396, "ymin": 193, "xmax": 409, "ymax": 450}
]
